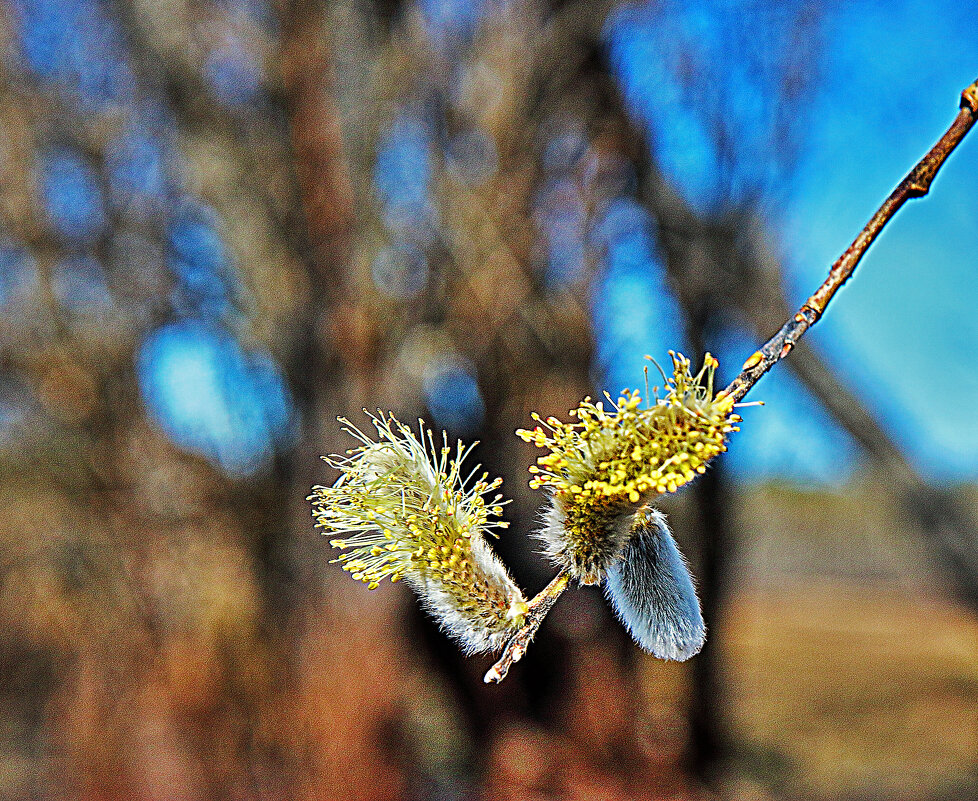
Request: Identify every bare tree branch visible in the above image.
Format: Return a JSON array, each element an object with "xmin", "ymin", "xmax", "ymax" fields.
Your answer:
[
  {"xmin": 643, "ymin": 97, "xmax": 978, "ymax": 612},
  {"xmin": 484, "ymin": 569, "xmax": 570, "ymax": 683},
  {"xmin": 724, "ymin": 79, "xmax": 978, "ymax": 403}
]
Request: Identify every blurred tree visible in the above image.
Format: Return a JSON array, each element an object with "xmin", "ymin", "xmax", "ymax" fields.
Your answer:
[
  {"xmin": 0, "ymin": 0, "xmax": 317, "ymax": 795},
  {"xmin": 0, "ymin": 0, "xmax": 975, "ymax": 799}
]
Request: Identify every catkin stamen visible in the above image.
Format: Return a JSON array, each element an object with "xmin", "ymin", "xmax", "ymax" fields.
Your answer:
[
  {"xmin": 520, "ymin": 353, "xmax": 741, "ymax": 581},
  {"xmin": 309, "ymin": 412, "xmax": 527, "ymax": 654}
]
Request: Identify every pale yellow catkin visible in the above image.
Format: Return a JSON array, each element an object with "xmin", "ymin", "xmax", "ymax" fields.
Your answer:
[
  {"xmin": 520, "ymin": 353, "xmax": 740, "ymax": 582},
  {"xmin": 309, "ymin": 413, "xmax": 527, "ymax": 653}
]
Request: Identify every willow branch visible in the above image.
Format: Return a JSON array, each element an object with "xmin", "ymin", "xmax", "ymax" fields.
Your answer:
[
  {"xmin": 485, "ymin": 79, "xmax": 978, "ymax": 684},
  {"xmin": 724, "ymin": 78, "xmax": 978, "ymax": 402}
]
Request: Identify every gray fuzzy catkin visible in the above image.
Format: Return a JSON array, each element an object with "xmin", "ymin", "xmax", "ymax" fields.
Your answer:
[{"xmin": 604, "ymin": 508, "xmax": 705, "ymax": 660}]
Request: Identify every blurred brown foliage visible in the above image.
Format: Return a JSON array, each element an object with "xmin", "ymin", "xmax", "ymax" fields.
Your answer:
[{"xmin": 0, "ymin": 1, "xmax": 976, "ymax": 800}]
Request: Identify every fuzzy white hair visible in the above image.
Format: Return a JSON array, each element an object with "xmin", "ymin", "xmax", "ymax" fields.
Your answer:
[{"xmin": 603, "ymin": 508, "xmax": 705, "ymax": 660}]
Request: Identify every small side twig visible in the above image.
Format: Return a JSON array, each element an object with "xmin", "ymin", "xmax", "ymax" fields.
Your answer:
[
  {"xmin": 484, "ymin": 569, "xmax": 571, "ymax": 683},
  {"xmin": 724, "ymin": 78, "xmax": 978, "ymax": 403}
]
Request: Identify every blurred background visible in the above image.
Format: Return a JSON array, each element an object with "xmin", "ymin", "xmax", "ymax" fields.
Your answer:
[{"xmin": 0, "ymin": 0, "xmax": 976, "ymax": 798}]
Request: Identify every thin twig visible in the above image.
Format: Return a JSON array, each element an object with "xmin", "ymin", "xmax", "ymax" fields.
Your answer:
[
  {"xmin": 484, "ymin": 569, "xmax": 571, "ymax": 683},
  {"xmin": 723, "ymin": 78, "xmax": 978, "ymax": 403}
]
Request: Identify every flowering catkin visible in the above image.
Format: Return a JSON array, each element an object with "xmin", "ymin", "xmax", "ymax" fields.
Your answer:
[
  {"xmin": 313, "ymin": 353, "xmax": 744, "ymax": 669},
  {"xmin": 309, "ymin": 413, "xmax": 528, "ymax": 654},
  {"xmin": 520, "ymin": 352, "xmax": 739, "ymax": 583}
]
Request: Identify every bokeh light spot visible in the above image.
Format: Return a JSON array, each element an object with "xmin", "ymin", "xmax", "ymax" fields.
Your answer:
[
  {"xmin": 422, "ymin": 356, "xmax": 485, "ymax": 435},
  {"xmin": 138, "ymin": 320, "xmax": 295, "ymax": 476},
  {"xmin": 371, "ymin": 242, "xmax": 430, "ymax": 299},
  {"xmin": 41, "ymin": 148, "xmax": 107, "ymax": 243}
]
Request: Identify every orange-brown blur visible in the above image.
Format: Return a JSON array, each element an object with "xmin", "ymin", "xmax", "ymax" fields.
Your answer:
[{"xmin": 0, "ymin": 1, "xmax": 976, "ymax": 800}]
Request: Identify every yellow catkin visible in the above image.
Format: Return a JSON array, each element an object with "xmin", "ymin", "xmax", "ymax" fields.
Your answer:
[
  {"xmin": 519, "ymin": 353, "xmax": 741, "ymax": 580},
  {"xmin": 309, "ymin": 412, "xmax": 527, "ymax": 653}
]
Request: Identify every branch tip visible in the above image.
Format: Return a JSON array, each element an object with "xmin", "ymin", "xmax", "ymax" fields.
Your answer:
[
  {"xmin": 961, "ymin": 79, "xmax": 978, "ymax": 114},
  {"xmin": 724, "ymin": 78, "xmax": 978, "ymax": 404}
]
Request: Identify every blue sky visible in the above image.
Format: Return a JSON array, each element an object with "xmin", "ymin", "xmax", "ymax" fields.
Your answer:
[
  {"xmin": 5, "ymin": 0, "xmax": 976, "ymax": 483},
  {"xmin": 779, "ymin": 1, "xmax": 978, "ymax": 481}
]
